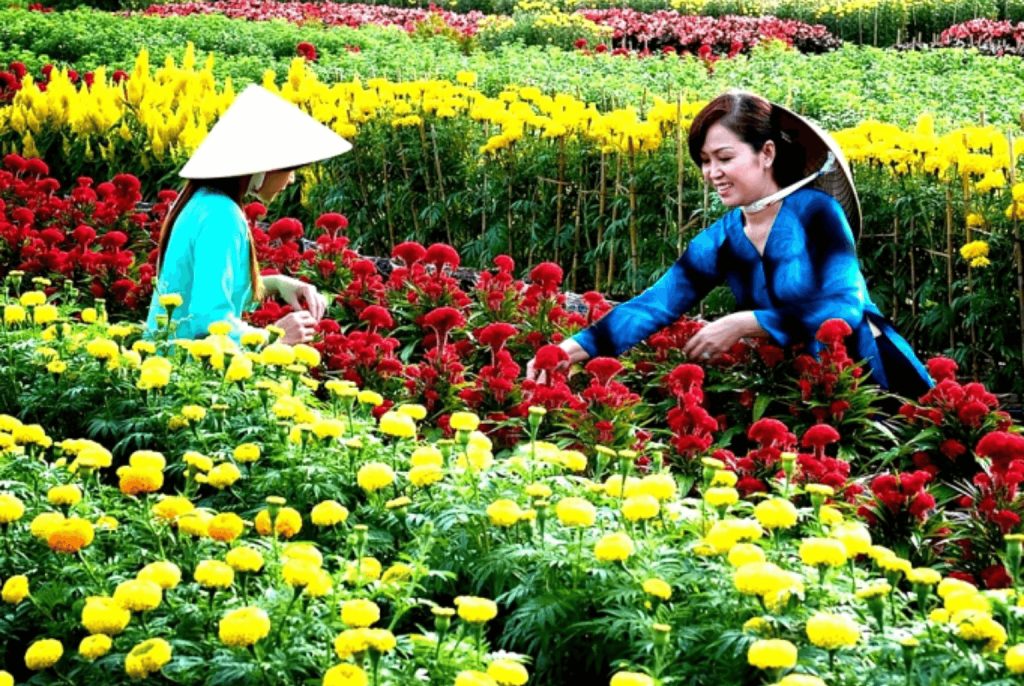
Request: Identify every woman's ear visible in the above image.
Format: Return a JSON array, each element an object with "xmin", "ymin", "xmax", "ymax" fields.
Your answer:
[{"xmin": 761, "ymin": 139, "xmax": 776, "ymax": 168}]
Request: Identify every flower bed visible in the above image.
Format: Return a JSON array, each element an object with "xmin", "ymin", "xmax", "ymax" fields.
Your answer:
[{"xmin": 4, "ymin": 150, "xmax": 1024, "ymax": 682}]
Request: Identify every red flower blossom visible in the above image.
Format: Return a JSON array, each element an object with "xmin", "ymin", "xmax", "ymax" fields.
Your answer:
[
  {"xmin": 533, "ymin": 344, "xmax": 569, "ymax": 372},
  {"xmin": 392, "ymin": 241, "xmax": 426, "ymax": 265},
  {"xmin": 423, "ymin": 243, "xmax": 460, "ymax": 270},
  {"xmin": 976, "ymin": 431, "xmax": 1024, "ymax": 473},
  {"xmin": 359, "ymin": 305, "xmax": 394, "ymax": 330},
  {"xmin": 584, "ymin": 357, "xmax": 623, "ymax": 385},
  {"xmin": 529, "ymin": 262, "xmax": 564, "ymax": 293},
  {"xmin": 493, "ymin": 254, "xmax": 514, "ymax": 272},
  {"xmin": 268, "ymin": 217, "xmax": 304, "ymax": 243},
  {"xmin": 244, "ymin": 202, "xmax": 267, "ymax": 222},
  {"xmin": 816, "ymin": 318, "xmax": 853, "ymax": 346},
  {"xmin": 315, "ymin": 212, "xmax": 348, "ymax": 235},
  {"xmin": 477, "ymin": 322, "xmax": 517, "ymax": 353},
  {"xmin": 297, "ymin": 41, "xmax": 318, "ymax": 61},
  {"xmin": 801, "ymin": 424, "xmax": 840, "ymax": 456},
  {"xmin": 926, "ymin": 355, "xmax": 958, "ymax": 382},
  {"xmin": 747, "ymin": 418, "xmax": 792, "ymax": 447}
]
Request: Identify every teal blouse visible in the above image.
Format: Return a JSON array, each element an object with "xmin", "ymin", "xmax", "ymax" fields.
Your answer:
[{"xmin": 145, "ymin": 188, "xmax": 257, "ymax": 341}]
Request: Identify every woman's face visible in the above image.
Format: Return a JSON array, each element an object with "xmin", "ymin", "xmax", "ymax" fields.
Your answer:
[
  {"xmin": 255, "ymin": 169, "xmax": 297, "ymax": 203},
  {"xmin": 699, "ymin": 122, "xmax": 777, "ymax": 208}
]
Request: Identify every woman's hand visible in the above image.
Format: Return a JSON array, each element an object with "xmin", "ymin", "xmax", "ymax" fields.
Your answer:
[
  {"xmin": 265, "ymin": 274, "xmax": 328, "ymax": 320},
  {"xmin": 683, "ymin": 311, "xmax": 764, "ymax": 362},
  {"xmin": 274, "ymin": 311, "xmax": 318, "ymax": 345},
  {"xmin": 525, "ymin": 338, "xmax": 591, "ymax": 383}
]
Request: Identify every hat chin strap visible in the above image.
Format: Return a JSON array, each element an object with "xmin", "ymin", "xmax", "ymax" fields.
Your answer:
[
  {"xmin": 742, "ymin": 151, "xmax": 837, "ymax": 214},
  {"xmin": 247, "ymin": 172, "xmax": 266, "ymax": 197}
]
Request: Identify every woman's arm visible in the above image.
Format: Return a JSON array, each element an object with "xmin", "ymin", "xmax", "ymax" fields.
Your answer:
[{"xmin": 262, "ymin": 273, "xmax": 328, "ymax": 320}]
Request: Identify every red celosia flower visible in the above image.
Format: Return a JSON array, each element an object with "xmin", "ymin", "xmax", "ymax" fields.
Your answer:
[
  {"xmin": 24, "ymin": 158, "xmax": 49, "ymax": 177},
  {"xmin": 574, "ymin": 38, "xmax": 588, "ymax": 49},
  {"xmin": 533, "ymin": 344, "xmax": 569, "ymax": 372},
  {"xmin": 980, "ymin": 564, "xmax": 1012, "ymax": 589},
  {"xmin": 529, "ymin": 262, "xmax": 563, "ymax": 292},
  {"xmin": 359, "ymin": 305, "xmax": 394, "ymax": 331},
  {"xmin": 801, "ymin": 424, "xmax": 840, "ymax": 453},
  {"xmin": 423, "ymin": 243, "xmax": 460, "ymax": 270},
  {"xmin": 477, "ymin": 322, "xmax": 517, "ymax": 353},
  {"xmin": 976, "ymin": 431, "xmax": 1024, "ymax": 473},
  {"xmin": 926, "ymin": 356, "xmax": 958, "ymax": 382},
  {"xmin": 244, "ymin": 202, "xmax": 267, "ymax": 222},
  {"xmin": 315, "ymin": 212, "xmax": 348, "ymax": 236},
  {"xmin": 72, "ymin": 224, "xmax": 96, "ymax": 245},
  {"xmin": 392, "ymin": 241, "xmax": 426, "ymax": 265},
  {"xmin": 584, "ymin": 357, "xmax": 623, "ymax": 385},
  {"xmin": 268, "ymin": 217, "xmax": 303, "ymax": 243},
  {"xmin": 296, "ymin": 41, "xmax": 318, "ymax": 61},
  {"xmin": 99, "ymin": 231, "xmax": 128, "ymax": 249},
  {"xmin": 816, "ymin": 318, "xmax": 853, "ymax": 345},
  {"xmin": 422, "ymin": 306, "xmax": 465, "ymax": 346},
  {"xmin": 493, "ymin": 254, "xmax": 514, "ymax": 272},
  {"xmin": 747, "ymin": 418, "xmax": 791, "ymax": 447}
]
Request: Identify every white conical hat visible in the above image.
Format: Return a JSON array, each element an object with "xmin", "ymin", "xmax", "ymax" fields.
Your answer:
[{"xmin": 179, "ymin": 85, "xmax": 352, "ymax": 179}]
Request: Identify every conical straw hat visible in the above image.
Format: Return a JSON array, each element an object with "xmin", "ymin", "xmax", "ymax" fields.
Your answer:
[
  {"xmin": 767, "ymin": 99, "xmax": 862, "ymax": 238},
  {"xmin": 179, "ymin": 85, "xmax": 352, "ymax": 179}
]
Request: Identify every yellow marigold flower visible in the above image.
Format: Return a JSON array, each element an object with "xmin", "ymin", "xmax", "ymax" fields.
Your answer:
[
  {"xmin": 705, "ymin": 467, "xmax": 737, "ymax": 487},
  {"xmin": 409, "ymin": 464, "xmax": 444, "ymax": 487},
  {"xmin": 31, "ymin": 511, "xmax": 65, "ymax": 539},
  {"xmin": 704, "ymin": 487, "xmax": 739, "ymax": 508},
  {"xmin": 799, "ymin": 537, "xmax": 848, "ymax": 568},
  {"xmin": 2, "ymin": 575, "xmax": 29, "ymax": 604},
  {"xmin": 152, "ymin": 495, "xmax": 195, "ymax": 521},
  {"xmin": 747, "ymin": 638, "xmax": 798, "ymax": 670},
  {"xmin": 621, "ymin": 494, "xmax": 659, "ymax": 522},
  {"xmin": 117, "ymin": 465, "xmax": 164, "ymax": 495},
  {"xmin": 487, "ymin": 499, "xmax": 523, "ymax": 527},
  {"xmin": 344, "ymin": 557, "xmax": 383, "ymax": 584},
  {"xmin": 46, "ymin": 484, "xmax": 81, "ymax": 507},
  {"xmin": 219, "ymin": 606, "xmax": 271, "ymax": 647},
  {"xmin": 86, "ymin": 337, "xmax": 119, "ymax": 361},
  {"xmin": 379, "ymin": 410, "xmax": 417, "ymax": 439},
  {"xmin": 129, "ymin": 450, "xmax": 166, "ymax": 471},
  {"xmin": 642, "ymin": 578, "xmax": 672, "ymax": 600},
  {"xmin": 341, "ymin": 599, "xmax": 381, "ymax": 628},
  {"xmin": 113, "ymin": 579, "xmax": 162, "ymax": 612},
  {"xmin": 733, "ymin": 562, "xmax": 799, "ymax": 598},
  {"xmin": 358, "ymin": 390, "xmax": 384, "ymax": 406},
  {"xmin": 455, "ymin": 595, "xmax": 499, "ymax": 623},
  {"xmin": 132, "ymin": 340, "xmax": 156, "ymax": 355},
  {"xmin": 260, "ymin": 342, "xmax": 296, "ymax": 366},
  {"xmin": 945, "ymin": 590, "xmax": 990, "ymax": 615},
  {"xmin": 754, "ymin": 498, "xmax": 799, "ymax": 530},
  {"xmin": 382, "ymin": 563, "xmax": 414, "ymax": 585},
  {"xmin": 1006, "ymin": 644, "xmax": 1024, "ymax": 674},
  {"xmin": 82, "ymin": 596, "xmax": 131, "ymax": 635},
  {"xmin": 778, "ymin": 676, "xmax": 826, "ymax": 686},
  {"xmin": 3, "ymin": 304, "xmax": 26, "ymax": 325},
  {"xmin": 638, "ymin": 472, "xmax": 676, "ymax": 500},
  {"xmin": 525, "ymin": 483, "xmax": 553, "ymax": 499},
  {"xmin": 743, "ymin": 616, "xmax": 771, "ymax": 635},
  {"xmin": 456, "ymin": 670, "xmax": 497, "ymax": 686},
  {"xmin": 138, "ymin": 561, "xmax": 181, "ymax": 589},
  {"xmin": 47, "ymin": 516, "xmax": 94, "ymax": 553},
  {"xmin": 25, "ymin": 638, "xmax": 63, "ymax": 670},
  {"xmin": 363, "ymin": 628, "xmax": 396, "ymax": 652},
  {"xmin": 958, "ymin": 612, "xmax": 1007, "ymax": 652},
  {"xmin": 594, "ymin": 531, "xmax": 635, "ymax": 562},
  {"xmin": 254, "ymin": 506, "xmax": 302, "ymax": 538},
  {"xmin": 907, "ymin": 567, "xmax": 942, "ymax": 586},
  {"xmin": 226, "ymin": 546, "xmax": 265, "ymax": 573},
  {"xmin": 487, "ymin": 658, "xmax": 528, "ymax": 686},
  {"xmin": 831, "ymin": 522, "xmax": 871, "ymax": 556},
  {"xmin": 609, "ymin": 673, "xmax": 655, "ymax": 686},
  {"xmin": 194, "ymin": 559, "xmax": 234, "ymax": 589},
  {"xmin": 313, "ymin": 419, "xmax": 346, "ymax": 440},
  {"xmin": 324, "ymin": 663, "xmax": 369, "ymax": 686},
  {"xmin": 806, "ymin": 612, "xmax": 860, "ymax": 650},
  {"xmin": 333, "ymin": 628, "xmax": 371, "ymax": 659},
  {"xmin": 233, "ymin": 443, "xmax": 261, "ymax": 463},
  {"xmin": 937, "ymin": 577, "xmax": 977, "ymax": 599},
  {"xmin": 410, "ymin": 445, "xmax": 443, "ymax": 467},
  {"xmin": 312, "ymin": 500, "xmax": 349, "ymax": 526},
  {"xmin": 225, "ymin": 355, "xmax": 254, "ymax": 382},
  {"xmin": 704, "ymin": 518, "xmax": 764, "ymax": 553},
  {"xmin": 158, "ymin": 293, "xmax": 183, "ymax": 308},
  {"xmin": 79, "ymin": 634, "xmax": 113, "ymax": 661},
  {"xmin": 47, "ymin": 360, "xmax": 67, "ymax": 374},
  {"xmin": 555, "ymin": 497, "xmax": 596, "ymax": 527},
  {"xmin": 124, "ymin": 637, "xmax": 172, "ymax": 679},
  {"xmin": 207, "ymin": 512, "xmax": 245, "ymax": 543},
  {"xmin": 728, "ymin": 543, "xmax": 767, "ymax": 568},
  {"xmin": 450, "ymin": 411, "xmax": 481, "ymax": 432},
  {"xmin": 357, "ymin": 462, "xmax": 396, "ymax": 492},
  {"xmin": 293, "ymin": 343, "xmax": 321, "ymax": 367},
  {"xmin": 0, "ymin": 493, "xmax": 25, "ymax": 524},
  {"xmin": 960, "ymin": 240, "xmax": 989, "ymax": 261},
  {"xmin": 206, "ymin": 462, "xmax": 242, "ymax": 489},
  {"xmin": 183, "ymin": 450, "xmax": 214, "ymax": 472},
  {"xmin": 876, "ymin": 554, "xmax": 912, "ymax": 576},
  {"xmin": 805, "ymin": 483, "xmax": 834, "ymax": 497},
  {"xmin": 819, "ymin": 505, "xmax": 843, "ymax": 526},
  {"xmin": 855, "ymin": 581, "xmax": 892, "ymax": 600},
  {"xmin": 33, "ymin": 304, "xmax": 58, "ymax": 325}
]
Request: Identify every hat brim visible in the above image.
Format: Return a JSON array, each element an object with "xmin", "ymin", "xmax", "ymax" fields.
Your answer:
[
  {"xmin": 179, "ymin": 85, "xmax": 352, "ymax": 180},
  {"xmin": 769, "ymin": 101, "xmax": 862, "ymax": 239}
]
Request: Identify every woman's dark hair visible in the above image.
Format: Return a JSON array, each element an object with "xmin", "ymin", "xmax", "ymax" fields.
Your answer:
[
  {"xmin": 156, "ymin": 175, "xmax": 265, "ymax": 302},
  {"xmin": 687, "ymin": 91, "xmax": 805, "ymax": 187}
]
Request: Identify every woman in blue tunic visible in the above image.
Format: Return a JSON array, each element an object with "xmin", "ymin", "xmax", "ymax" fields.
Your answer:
[
  {"xmin": 529, "ymin": 90, "xmax": 932, "ymax": 397},
  {"xmin": 145, "ymin": 85, "xmax": 351, "ymax": 344}
]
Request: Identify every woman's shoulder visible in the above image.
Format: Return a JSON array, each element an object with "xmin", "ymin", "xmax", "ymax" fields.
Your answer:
[
  {"xmin": 180, "ymin": 188, "xmax": 247, "ymax": 232},
  {"xmin": 788, "ymin": 187, "xmax": 844, "ymax": 214}
]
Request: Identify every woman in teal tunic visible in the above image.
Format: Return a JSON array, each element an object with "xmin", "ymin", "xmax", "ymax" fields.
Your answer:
[
  {"xmin": 529, "ymin": 90, "xmax": 932, "ymax": 397},
  {"xmin": 145, "ymin": 85, "xmax": 351, "ymax": 344}
]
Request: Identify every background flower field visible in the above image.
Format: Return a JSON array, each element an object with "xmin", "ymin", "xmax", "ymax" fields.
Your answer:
[{"xmin": 5, "ymin": 0, "xmax": 1024, "ymax": 684}]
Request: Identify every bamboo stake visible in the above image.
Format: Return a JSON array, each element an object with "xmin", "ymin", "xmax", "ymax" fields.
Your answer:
[
  {"xmin": 395, "ymin": 138, "xmax": 420, "ymax": 235},
  {"xmin": 596, "ymin": 151, "xmax": 607, "ymax": 289},
  {"xmin": 892, "ymin": 213, "xmax": 899, "ymax": 320},
  {"xmin": 607, "ymin": 152, "xmax": 622, "ymax": 293},
  {"xmin": 963, "ymin": 175, "xmax": 978, "ymax": 378},
  {"xmin": 676, "ymin": 95, "xmax": 685, "ymax": 255},
  {"xmin": 628, "ymin": 142, "xmax": 639, "ymax": 293},
  {"xmin": 429, "ymin": 123, "xmax": 452, "ymax": 245},
  {"xmin": 382, "ymin": 155, "xmax": 395, "ymax": 249},
  {"xmin": 554, "ymin": 135, "xmax": 566, "ymax": 265},
  {"xmin": 945, "ymin": 185, "xmax": 955, "ymax": 352},
  {"xmin": 571, "ymin": 187, "xmax": 583, "ymax": 292},
  {"xmin": 1009, "ymin": 130, "xmax": 1024, "ymax": 379}
]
